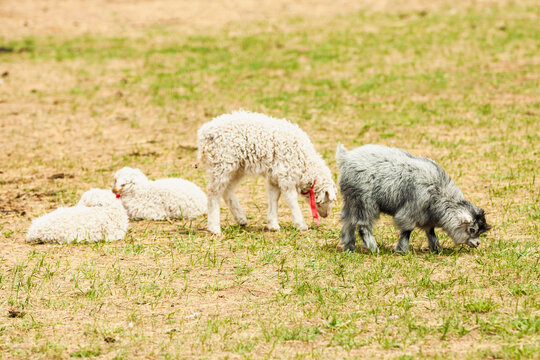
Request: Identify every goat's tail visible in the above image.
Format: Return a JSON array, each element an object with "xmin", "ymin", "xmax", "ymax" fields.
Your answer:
[{"xmin": 335, "ymin": 143, "xmax": 349, "ymax": 165}]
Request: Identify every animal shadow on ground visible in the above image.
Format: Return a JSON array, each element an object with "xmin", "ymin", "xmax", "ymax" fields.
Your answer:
[
  {"xmin": 320, "ymin": 242, "xmax": 471, "ymax": 257},
  {"xmin": 220, "ymin": 224, "xmax": 282, "ymax": 236}
]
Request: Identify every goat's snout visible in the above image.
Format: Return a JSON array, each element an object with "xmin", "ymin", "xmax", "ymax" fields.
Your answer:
[{"xmin": 467, "ymin": 238, "xmax": 480, "ymax": 248}]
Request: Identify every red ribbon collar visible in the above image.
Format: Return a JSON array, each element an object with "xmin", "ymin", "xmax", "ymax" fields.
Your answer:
[
  {"xmin": 301, "ymin": 180, "xmax": 319, "ymax": 226},
  {"xmin": 116, "ymin": 193, "xmax": 121, "ymax": 199}
]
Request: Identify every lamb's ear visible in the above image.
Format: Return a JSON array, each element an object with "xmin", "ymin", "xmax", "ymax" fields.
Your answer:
[{"xmin": 326, "ymin": 189, "xmax": 337, "ymax": 202}]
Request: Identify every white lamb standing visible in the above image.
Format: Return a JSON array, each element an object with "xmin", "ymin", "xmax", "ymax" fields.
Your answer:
[
  {"xmin": 112, "ymin": 167, "xmax": 207, "ymax": 220},
  {"xmin": 26, "ymin": 188, "xmax": 129, "ymax": 244},
  {"xmin": 197, "ymin": 110, "xmax": 338, "ymax": 235}
]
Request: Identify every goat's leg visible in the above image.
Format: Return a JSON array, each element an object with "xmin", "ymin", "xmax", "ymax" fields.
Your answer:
[
  {"xmin": 426, "ymin": 227, "xmax": 442, "ymax": 252},
  {"xmin": 396, "ymin": 230, "xmax": 412, "ymax": 254}
]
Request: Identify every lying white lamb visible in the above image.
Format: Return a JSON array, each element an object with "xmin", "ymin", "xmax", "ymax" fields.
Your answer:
[
  {"xmin": 26, "ymin": 188, "xmax": 129, "ymax": 244},
  {"xmin": 112, "ymin": 167, "xmax": 207, "ymax": 220},
  {"xmin": 197, "ymin": 110, "xmax": 337, "ymax": 234}
]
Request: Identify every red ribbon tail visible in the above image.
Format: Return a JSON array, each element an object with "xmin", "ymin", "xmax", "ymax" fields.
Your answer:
[{"xmin": 308, "ymin": 190, "xmax": 319, "ymax": 226}]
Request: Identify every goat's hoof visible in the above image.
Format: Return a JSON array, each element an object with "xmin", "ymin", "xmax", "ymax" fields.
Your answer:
[
  {"xmin": 366, "ymin": 246, "xmax": 379, "ymax": 254},
  {"xmin": 340, "ymin": 244, "xmax": 356, "ymax": 252}
]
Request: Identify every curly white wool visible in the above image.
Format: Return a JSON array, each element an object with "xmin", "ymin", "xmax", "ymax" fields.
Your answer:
[
  {"xmin": 26, "ymin": 189, "xmax": 129, "ymax": 244},
  {"xmin": 197, "ymin": 110, "xmax": 337, "ymax": 234},
  {"xmin": 112, "ymin": 167, "xmax": 207, "ymax": 220}
]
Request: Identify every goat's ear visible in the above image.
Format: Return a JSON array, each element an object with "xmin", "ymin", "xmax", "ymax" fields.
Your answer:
[{"xmin": 458, "ymin": 211, "xmax": 473, "ymax": 225}]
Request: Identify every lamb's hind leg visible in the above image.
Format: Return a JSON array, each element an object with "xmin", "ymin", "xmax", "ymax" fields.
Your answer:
[
  {"xmin": 207, "ymin": 173, "xmax": 228, "ymax": 235},
  {"xmin": 426, "ymin": 227, "xmax": 442, "ymax": 252},
  {"xmin": 266, "ymin": 180, "xmax": 281, "ymax": 231},
  {"xmin": 222, "ymin": 171, "xmax": 247, "ymax": 226}
]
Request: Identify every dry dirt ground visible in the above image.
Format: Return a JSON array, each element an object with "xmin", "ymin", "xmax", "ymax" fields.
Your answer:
[
  {"xmin": 2, "ymin": 0, "xmax": 397, "ymax": 38},
  {"xmin": 0, "ymin": 0, "xmax": 538, "ymax": 359},
  {"xmin": 1, "ymin": 0, "xmax": 509, "ymax": 38}
]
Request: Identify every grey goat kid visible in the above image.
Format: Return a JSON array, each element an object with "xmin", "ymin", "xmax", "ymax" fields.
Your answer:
[{"xmin": 336, "ymin": 144, "xmax": 491, "ymax": 253}]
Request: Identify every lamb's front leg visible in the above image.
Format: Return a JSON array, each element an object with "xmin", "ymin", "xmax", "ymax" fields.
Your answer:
[
  {"xmin": 281, "ymin": 188, "xmax": 308, "ymax": 231},
  {"xmin": 207, "ymin": 192, "xmax": 222, "ymax": 235},
  {"xmin": 266, "ymin": 180, "xmax": 281, "ymax": 231},
  {"xmin": 426, "ymin": 227, "xmax": 442, "ymax": 252}
]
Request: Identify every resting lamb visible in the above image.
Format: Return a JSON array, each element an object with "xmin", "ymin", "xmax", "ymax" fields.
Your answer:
[
  {"xmin": 112, "ymin": 167, "xmax": 207, "ymax": 220},
  {"xmin": 26, "ymin": 188, "xmax": 129, "ymax": 244}
]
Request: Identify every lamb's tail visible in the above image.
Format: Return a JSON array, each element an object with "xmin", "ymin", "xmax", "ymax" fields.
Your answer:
[
  {"xmin": 335, "ymin": 143, "xmax": 349, "ymax": 165},
  {"xmin": 196, "ymin": 123, "xmax": 217, "ymax": 165}
]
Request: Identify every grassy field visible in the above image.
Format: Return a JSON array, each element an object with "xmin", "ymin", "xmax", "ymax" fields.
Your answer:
[{"xmin": 0, "ymin": 0, "xmax": 539, "ymax": 358}]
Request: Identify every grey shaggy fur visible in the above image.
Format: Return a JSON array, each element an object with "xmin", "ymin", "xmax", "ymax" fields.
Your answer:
[{"xmin": 336, "ymin": 144, "xmax": 491, "ymax": 253}]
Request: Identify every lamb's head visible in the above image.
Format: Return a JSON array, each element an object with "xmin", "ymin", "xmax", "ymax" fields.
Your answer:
[
  {"xmin": 449, "ymin": 201, "xmax": 491, "ymax": 248},
  {"xmin": 78, "ymin": 189, "xmax": 119, "ymax": 207},
  {"xmin": 312, "ymin": 177, "xmax": 338, "ymax": 218},
  {"xmin": 112, "ymin": 167, "xmax": 148, "ymax": 196}
]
